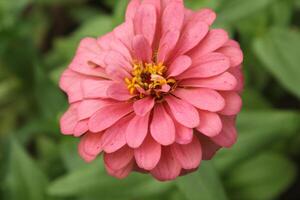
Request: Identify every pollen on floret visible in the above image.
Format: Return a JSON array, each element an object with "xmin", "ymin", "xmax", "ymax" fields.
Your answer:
[{"xmin": 125, "ymin": 61, "xmax": 176, "ymax": 98}]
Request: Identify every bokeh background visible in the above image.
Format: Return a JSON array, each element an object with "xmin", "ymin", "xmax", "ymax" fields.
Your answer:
[{"xmin": 0, "ymin": 0, "xmax": 300, "ymax": 199}]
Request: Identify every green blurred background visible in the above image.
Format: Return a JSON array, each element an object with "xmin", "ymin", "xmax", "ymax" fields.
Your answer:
[{"xmin": 0, "ymin": 0, "xmax": 300, "ymax": 199}]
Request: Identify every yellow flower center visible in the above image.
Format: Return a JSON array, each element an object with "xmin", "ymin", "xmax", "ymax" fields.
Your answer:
[{"xmin": 125, "ymin": 61, "xmax": 176, "ymax": 99}]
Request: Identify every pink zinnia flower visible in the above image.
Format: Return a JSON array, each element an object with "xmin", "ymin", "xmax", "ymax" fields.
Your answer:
[{"xmin": 59, "ymin": 0, "xmax": 243, "ymax": 181}]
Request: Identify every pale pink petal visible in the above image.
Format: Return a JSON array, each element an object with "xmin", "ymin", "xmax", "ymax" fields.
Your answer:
[
  {"xmin": 196, "ymin": 111, "xmax": 222, "ymax": 137},
  {"xmin": 165, "ymin": 96, "xmax": 200, "ymax": 128},
  {"xmin": 159, "ymin": 84, "xmax": 171, "ymax": 92},
  {"xmin": 151, "ymin": 147, "xmax": 181, "ymax": 181},
  {"xmin": 113, "ymin": 21, "xmax": 135, "ymax": 50},
  {"xmin": 224, "ymin": 39, "xmax": 240, "ymax": 48},
  {"xmin": 60, "ymin": 103, "xmax": 79, "ymax": 135},
  {"xmin": 188, "ymin": 29, "xmax": 229, "ymax": 59},
  {"xmin": 59, "ymin": 69, "xmax": 84, "ymax": 103},
  {"xmin": 78, "ymin": 132, "xmax": 103, "ymax": 162},
  {"xmin": 171, "ymin": 136, "xmax": 202, "ymax": 169},
  {"xmin": 104, "ymin": 146, "xmax": 133, "ymax": 170},
  {"xmin": 219, "ymin": 92, "xmax": 242, "ymax": 116},
  {"xmin": 168, "ymin": 55, "xmax": 192, "ymax": 77},
  {"xmin": 126, "ymin": 0, "xmax": 141, "ymax": 21},
  {"xmin": 134, "ymin": 4, "xmax": 157, "ymax": 45},
  {"xmin": 150, "ymin": 104, "xmax": 175, "ymax": 146},
  {"xmin": 105, "ymin": 160, "xmax": 134, "ymax": 179},
  {"xmin": 69, "ymin": 53, "xmax": 108, "ymax": 78},
  {"xmin": 78, "ymin": 99, "xmax": 113, "ymax": 121},
  {"xmin": 162, "ymin": 0, "xmax": 183, "ymax": 8},
  {"xmin": 105, "ymin": 64, "xmax": 132, "ymax": 82},
  {"xmin": 174, "ymin": 121, "xmax": 193, "ymax": 144},
  {"xmin": 217, "ymin": 46, "xmax": 243, "ymax": 67},
  {"xmin": 101, "ymin": 114, "xmax": 133, "ymax": 153},
  {"xmin": 143, "ymin": 0, "xmax": 161, "ymax": 14},
  {"xmin": 107, "ymin": 83, "xmax": 132, "ymax": 101},
  {"xmin": 161, "ymin": 2, "xmax": 184, "ymax": 34},
  {"xmin": 133, "ymin": 96, "xmax": 155, "ymax": 116},
  {"xmin": 211, "ymin": 116, "xmax": 237, "ymax": 147},
  {"xmin": 134, "ymin": 135, "xmax": 161, "ymax": 170},
  {"xmin": 89, "ymin": 103, "xmax": 133, "ymax": 132},
  {"xmin": 132, "ymin": 35, "xmax": 152, "ymax": 62},
  {"xmin": 173, "ymin": 18, "xmax": 209, "ymax": 56},
  {"xmin": 178, "ymin": 53, "xmax": 230, "ymax": 79},
  {"xmin": 126, "ymin": 112, "xmax": 150, "ymax": 148},
  {"xmin": 158, "ymin": 30, "xmax": 180, "ymax": 62},
  {"xmin": 173, "ymin": 88, "xmax": 225, "ymax": 112},
  {"xmin": 197, "ymin": 134, "xmax": 221, "ymax": 160},
  {"xmin": 73, "ymin": 120, "xmax": 89, "ymax": 137},
  {"xmin": 82, "ymin": 79, "xmax": 113, "ymax": 99},
  {"xmin": 191, "ymin": 9, "xmax": 216, "ymax": 26},
  {"xmin": 180, "ymin": 72, "xmax": 237, "ymax": 91},
  {"xmin": 229, "ymin": 66, "xmax": 244, "ymax": 92},
  {"xmin": 104, "ymin": 50, "xmax": 132, "ymax": 72},
  {"xmin": 107, "ymin": 37, "xmax": 132, "ymax": 62}
]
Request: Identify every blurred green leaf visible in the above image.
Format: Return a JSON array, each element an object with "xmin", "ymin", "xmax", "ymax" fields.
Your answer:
[
  {"xmin": 215, "ymin": 110, "xmax": 300, "ymax": 173},
  {"xmin": 253, "ymin": 28, "xmax": 300, "ymax": 98},
  {"xmin": 217, "ymin": 0, "xmax": 275, "ymax": 24},
  {"xmin": 176, "ymin": 162, "xmax": 228, "ymax": 200},
  {"xmin": 5, "ymin": 139, "xmax": 49, "ymax": 200},
  {"xmin": 48, "ymin": 160, "xmax": 172, "ymax": 199},
  {"xmin": 225, "ymin": 152, "xmax": 296, "ymax": 200}
]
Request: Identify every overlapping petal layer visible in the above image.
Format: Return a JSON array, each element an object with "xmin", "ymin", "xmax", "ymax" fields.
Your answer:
[{"xmin": 59, "ymin": 0, "xmax": 243, "ymax": 181}]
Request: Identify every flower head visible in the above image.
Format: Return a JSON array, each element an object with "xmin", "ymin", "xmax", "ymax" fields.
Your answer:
[{"xmin": 59, "ymin": 0, "xmax": 243, "ymax": 181}]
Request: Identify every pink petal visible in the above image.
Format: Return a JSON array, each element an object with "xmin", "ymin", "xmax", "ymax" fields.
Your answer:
[
  {"xmin": 178, "ymin": 53, "xmax": 230, "ymax": 79},
  {"xmin": 104, "ymin": 146, "xmax": 133, "ymax": 171},
  {"xmin": 89, "ymin": 103, "xmax": 133, "ymax": 132},
  {"xmin": 78, "ymin": 132, "xmax": 103, "ymax": 162},
  {"xmin": 165, "ymin": 96, "xmax": 200, "ymax": 128},
  {"xmin": 126, "ymin": 112, "xmax": 150, "ymax": 148},
  {"xmin": 168, "ymin": 55, "xmax": 192, "ymax": 77},
  {"xmin": 174, "ymin": 121, "xmax": 193, "ymax": 144},
  {"xmin": 151, "ymin": 147, "xmax": 181, "ymax": 181},
  {"xmin": 132, "ymin": 35, "xmax": 152, "ymax": 62},
  {"xmin": 158, "ymin": 30, "xmax": 180, "ymax": 62},
  {"xmin": 105, "ymin": 64, "xmax": 131, "ymax": 82},
  {"xmin": 171, "ymin": 136, "xmax": 202, "ymax": 169},
  {"xmin": 105, "ymin": 160, "xmax": 134, "ymax": 179},
  {"xmin": 196, "ymin": 111, "xmax": 222, "ymax": 137},
  {"xmin": 150, "ymin": 104, "xmax": 175, "ymax": 146},
  {"xmin": 173, "ymin": 88, "xmax": 225, "ymax": 112},
  {"xmin": 60, "ymin": 103, "xmax": 78, "ymax": 135},
  {"xmin": 134, "ymin": 135, "xmax": 161, "ymax": 170},
  {"xmin": 59, "ymin": 69, "xmax": 84, "ymax": 103},
  {"xmin": 229, "ymin": 66, "xmax": 244, "ymax": 92},
  {"xmin": 211, "ymin": 116, "xmax": 237, "ymax": 147},
  {"xmin": 78, "ymin": 99, "xmax": 112, "ymax": 121},
  {"xmin": 105, "ymin": 50, "xmax": 132, "ymax": 72},
  {"xmin": 217, "ymin": 46, "xmax": 243, "ymax": 67},
  {"xmin": 73, "ymin": 120, "xmax": 89, "ymax": 137},
  {"xmin": 173, "ymin": 18, "xmax": 209, "ymax": 56},
  {"xmin": 107, "ymin": 83, "xmax": 132, "ymax": 101},
  {"xmin": 189, "ymin": 29, "xmax": 229, "ymax": 58},
  {"xmin": 224, "ymin": 39, "xmax": 240, "ymax": 48},
  {"xmin": 219, "ymin": 92, "xmax": 242, "ymax": 115},
  {"xmin": 191, "ymin": 9, "xmax": 216, "ymax": 26},
  {"xmin": 113, "ymin": 21, "xmax": 135, "ymax": 50},
  {"xmin": 143, "ymin": 0, "xmax": 161, "ymax": 14},
  {"xmin": 197, "ymin": 134, "xmax": 220, "ymax": 160},
  {"xmin": 161, "ymin": 2, "xmax": 184, "ymax": 34},
  {"xmin": 180, "ymin": 72, "xmax": 238, "ymax": 91},
  {"xmin": 101, "ymin": 115, "xmax": 133, "ymax": 153},
  {"xmin": 126, "ymin": 0, "xmax": 141, "ymax": 21},
  {"xmin": 133, "ymin": 97, "xmax": 155, "ymax": 116},
  {"xmin": 82, "ymin": 79, "xmax": 113, "ymax": 99},
  {"xmin": 134, "ymin": 4, "xmax": 157, "ymax": 45}
]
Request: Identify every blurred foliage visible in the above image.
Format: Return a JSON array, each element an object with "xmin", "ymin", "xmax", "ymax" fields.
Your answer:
[{"xmin": 0, "ymin": 0, "xmax": 300, "ymax": 200}]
